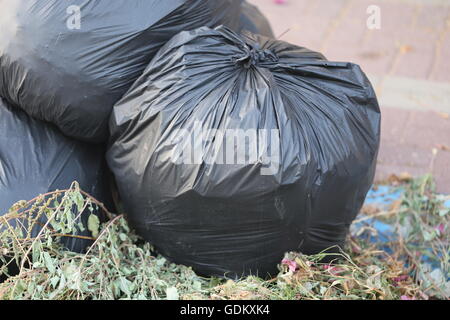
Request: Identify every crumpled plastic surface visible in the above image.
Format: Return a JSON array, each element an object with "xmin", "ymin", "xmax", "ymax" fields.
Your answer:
[
  {"xmin": 239, "ymin": 1, "xmax": 275, "ymax": 37},
  {"xmin": 0, "ymin": 98, "xmax": 113, "ymax": 253},
  {"xmin": 107, "ymin": 26, "xmax": 381, "ymax": 278},
  {"xmin": 0, "ymin": 0, "xmax": 241, "ymax": 142}
]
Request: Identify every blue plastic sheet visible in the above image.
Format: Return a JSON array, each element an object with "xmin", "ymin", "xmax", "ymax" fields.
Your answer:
[{"xmin": 354, "ymin": 185, "xmax": 450, "ymax": 284}]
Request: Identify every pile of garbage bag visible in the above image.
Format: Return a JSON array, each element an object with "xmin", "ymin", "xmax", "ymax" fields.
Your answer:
[{"xmin": 0, "ymin": 1, "xmax": 380, "ymax": 278}]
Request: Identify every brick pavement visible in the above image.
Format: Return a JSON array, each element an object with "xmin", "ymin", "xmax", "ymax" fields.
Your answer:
[{"xmin": 249, "ymin": 0, "xmax": 450, "ymax": 193}]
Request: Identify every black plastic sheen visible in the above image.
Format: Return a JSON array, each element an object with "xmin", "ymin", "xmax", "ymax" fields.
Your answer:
[{"xmin": 0, "ymin": 0, "xmax": 241, "ymax": 142}]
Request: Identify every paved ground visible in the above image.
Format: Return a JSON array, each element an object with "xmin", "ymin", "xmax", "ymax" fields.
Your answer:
[{"xmin": 249, "ymin": 0, "xmax": 450, "ymax": 193}]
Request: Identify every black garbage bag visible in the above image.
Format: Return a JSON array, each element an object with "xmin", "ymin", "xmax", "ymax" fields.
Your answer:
[
  {"xmin": 0, "ymin": 98, "xmax": 114, "ymax": 254},
  {"xmin": 239, "ymin": 1, "xmax": 275, "ymax": 37},
  {"xmin": 0, "ymin": 0, "xmax": 242, "ymax": 143},
  {"xmin": 107, "ymin": 26, "xmax": 381, "ymax": 278}
]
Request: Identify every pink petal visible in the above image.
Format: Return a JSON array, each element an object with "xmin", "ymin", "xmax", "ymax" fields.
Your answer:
[
  {"xmin": 436, "ymin": 223, "xmax": 445, "ymax": 234},
  {"xmin": 393, "ymin": 275, "xmax": 408, "ymax": 282},
  {"xmin": 324, "ymin": 265, "xmax": 345, "ymax": 275},
  {"xmin": 282, "ymin": 259, "xmax": 298, "ymax": 272}
]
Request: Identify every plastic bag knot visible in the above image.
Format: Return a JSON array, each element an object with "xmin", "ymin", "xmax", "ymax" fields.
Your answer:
[{"xmin": 233, "ymin": 43, "xmax": 278, "ymax": 69}]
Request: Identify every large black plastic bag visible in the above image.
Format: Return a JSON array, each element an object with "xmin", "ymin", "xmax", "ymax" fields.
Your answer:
[
  {"xmin": 107, "ymin": 26, "xmax": 381, "ymax": 278},
  {"xmin": 239, "ymin": 1, "xmax": 275, "ymax": 37},
  {"xmin": 0, "ymin": 0, "xmax": 242, "ymax": 143},
  {"xmin": 0, "ymin": 98, "xmax": 113, "ymax": 253}
]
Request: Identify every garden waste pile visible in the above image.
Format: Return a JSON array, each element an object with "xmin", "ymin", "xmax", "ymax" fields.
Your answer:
[{"xmin": 0, "ymin": 176, "xmax": 448, "ymax": 300}]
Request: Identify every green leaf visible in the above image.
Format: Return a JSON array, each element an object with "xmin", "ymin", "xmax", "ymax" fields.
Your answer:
[
  {"xmin": 50, "ymin": 276, "xmax": 60, "ymax": 288},
  {"xmin": 439, "ymin": 209, "xmax": 448, "ymax": 217},
  {"xmin": 193, "ymin": 280, "xmax": 202, "ymax": 291},
  {"xmin": 73, "ymin": 192, "xmax": 85, "ymax": 213},
  {"xmin": 43, "ymin": 252, "xmax": 56, "ymax": 274},
  {"xmin": 87, "ymin": 214, "xmax": 100, "ymax": 238},
  {"xmin": 32, "ymin": 241, "xmax": 41, "ymax": 263},
  {"xmin": 46, "ymin": 235, "xmax": 53, "ymax": 247},
  {"xmin": 423, "ymin": 230, "xmax": 436, "ymax": 241},
  {"xmin": 27, "ymin": 281, "xmax": 36, "ymax": 296},
  {"xmin": 118, "ymin": 277, "xmax": 133, "ymax": 296},
  {"xmin": 119, "ymin": 233, "xmax": 127, "ymax": 242}
]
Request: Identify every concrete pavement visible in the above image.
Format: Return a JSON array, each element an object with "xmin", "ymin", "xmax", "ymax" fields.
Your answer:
[{"xmin": 249, "ymin": 0, "xmax": 450, "ymax": 193}]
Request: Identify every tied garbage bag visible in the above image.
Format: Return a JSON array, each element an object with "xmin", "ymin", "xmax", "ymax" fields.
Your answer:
[
  {"xmin": 0, "ymin": 98, "xmax": 113, "ymax": 254},
  {"xmin": 239, "ymin": 1, "xmax": 275, "ymax": 37},
  {"xmin": 0, "ymin": 0, "xmax": 241, "ymax": 142},
  {"xmin": 107, "ymin": 26, "xmax": 381, "ymax": 278}
]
